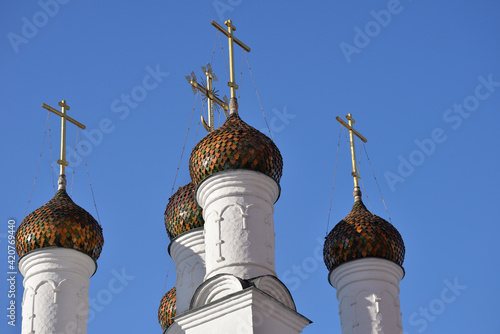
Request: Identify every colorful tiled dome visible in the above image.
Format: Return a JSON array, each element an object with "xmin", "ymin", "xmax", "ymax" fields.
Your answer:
[
  {"xmin": 189, "ymin": 112, "xmax": 283, "ymax": 185},
  {"xmin": 158, "ymin": 287, "xmax": 176, "ymax": 331},
  {"xmin": 164, "ymin": 182, "xmax": 204, "ymax": 240},
  {"xmin": 15, "ymin": 189, "xmax": 104, "ymax": 261},
  {"xmin": 323, "ymin": 200, "xmax": 405, "ymax": 272}
]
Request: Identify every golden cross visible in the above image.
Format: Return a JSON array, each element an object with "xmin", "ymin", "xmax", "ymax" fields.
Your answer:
[
  {"xmin": 336, "ymin": 114, "xmax": 367, "ymax": 192},
  {"xmin": 42, "ymin": 100, "xmax": 86, "ymax": 181},
  {"xmin": 211, "ymin": 20, "xmax": 251, "ymax": 99},
  {"xmin": 186, "ymin": 64, "xmax": 229, "ymax": 132}
]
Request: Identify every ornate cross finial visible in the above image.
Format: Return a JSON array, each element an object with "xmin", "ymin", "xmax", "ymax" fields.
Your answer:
[
  {"xmin": 42, "ymin": 100, "xmax": 86, "ymax": 190},
  {"xmin": 336, "ymin": 114, "xmax": 367, "ymax": 201},
  {"xmin": 203, "ymin": 64, "xmax": 216, "ymax": 132},
  {"xmin": 211, "ymin": 20, "xmax": 251, "ymax": 100},
  {"xmin": 186, "ymin": 64, "xmax": 229, "ymax": 133}
]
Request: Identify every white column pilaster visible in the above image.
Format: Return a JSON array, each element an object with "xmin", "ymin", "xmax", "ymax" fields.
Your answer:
[
  {"xmin": 169, "ymin": 229, "xmax": 206, "ymax": 314},
  {"xmin": 19, "ymin": 248, "xmax": 95, "ymax": 334},
  {"xmin": 196, "ymin": 170, "xmax": 279, "ymax": 280},
  {"xmin": 329, "ymin": 258, "xmax": 404, "ymax": 334}
]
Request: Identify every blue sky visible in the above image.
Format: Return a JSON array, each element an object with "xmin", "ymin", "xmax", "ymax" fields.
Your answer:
[{"xmin": 2, "ymin": 1, "xmax": 500, "ymax": 333}]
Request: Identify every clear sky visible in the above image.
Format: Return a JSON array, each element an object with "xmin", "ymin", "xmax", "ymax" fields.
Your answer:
[{"xmin": 1, "ymin": 1, "xmax": 500, "ymax": 333}]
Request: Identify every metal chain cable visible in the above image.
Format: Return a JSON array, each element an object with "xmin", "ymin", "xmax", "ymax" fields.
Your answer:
[
  {"xmin": 245, "ymin": 53, "xmax": 272, "ymax": 139},
  {"xmin": 79, "ymin": 131, "xmax": 101, "ymax": 223},
  {"xmin": 24, "ymin": 111, "xmax": 50, "ymax": 218},
  {"xmin": 326, "ymin": 125, "xmax": 342, "ymax": 235}
]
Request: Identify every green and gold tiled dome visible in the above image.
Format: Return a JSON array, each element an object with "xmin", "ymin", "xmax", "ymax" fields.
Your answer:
[
  {"xmin": 323, "ymin": 200, "xmax": 405, "ymax": 272},
  {"xmin": 164, "ymin": 182, "xmax": 204, "ymax": 240},
  {"xmin": 158, "ymin": 287, "xmax": 176, "ymax": 331},
  {"xmin": 189, "ymin": 112, "xmax": 283, "ymax": 185},
  {"xmin": 15, "ymin": 189, "xmax": 104, "ymax": 261}
]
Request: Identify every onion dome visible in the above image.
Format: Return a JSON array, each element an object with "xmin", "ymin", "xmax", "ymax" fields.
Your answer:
[
  {"xmin": 164, "ymin": 182, "xmax": 204, "ymax": 240},
  {"xmin": 15, "ymin": 189, "xmax": 104, "ymax": 261},
  {"xmin": 323, "ymin": 199, "xmax": 405, "ymax": 273},
  {"xmin": 189, "ymin": 112, "xmax": 283, "ymax": 185},
  {"xmin": 158, "ymin": 287, "xmax": 176, "ymax": 331}
]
